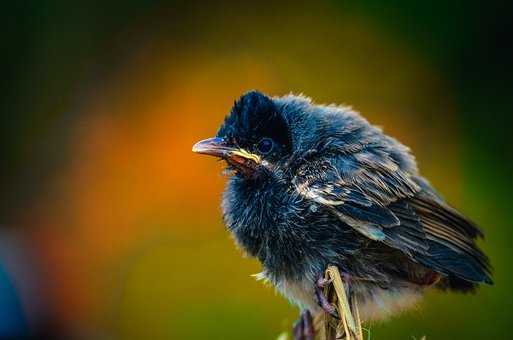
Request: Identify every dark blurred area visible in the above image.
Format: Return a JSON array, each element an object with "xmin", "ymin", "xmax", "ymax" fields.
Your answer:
[{"xmin": 1, "ymin": 1, "xmax": 512, "ymax": 339}]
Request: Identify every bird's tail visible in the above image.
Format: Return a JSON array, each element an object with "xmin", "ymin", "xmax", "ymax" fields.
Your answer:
[{"xmin": 436, "ymin": 274, "xmax": 480, "ymax": 293}]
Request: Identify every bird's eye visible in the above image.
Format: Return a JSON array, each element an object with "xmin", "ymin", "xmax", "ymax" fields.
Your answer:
[{"xmin": 257, "ymin": 138, "xmax": 274, "ymax": 154}]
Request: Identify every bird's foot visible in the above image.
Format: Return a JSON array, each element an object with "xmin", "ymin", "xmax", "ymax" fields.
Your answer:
[
  {"xmin": 315, "ymin": 276, "xmax": 339, "ymax": 319},
  {"xmin": 293, "ymin": 310, "xmax": 314, "ymax": 340},
  {"xmin": 316, "ymin": 276, "xmax": 333, "ymax": 289},
  {"xmin": 321, "ymin": 266, "xmax": 364, "ymax": 340}
]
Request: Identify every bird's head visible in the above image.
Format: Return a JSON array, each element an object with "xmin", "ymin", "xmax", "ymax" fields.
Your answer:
[
  {"xmin": 192, "ymin": 90, "xmax": 391, "ymax": 183},
  {"xmin": 193, "ymin": 90, "xmax": 294, "ymax": 179}
]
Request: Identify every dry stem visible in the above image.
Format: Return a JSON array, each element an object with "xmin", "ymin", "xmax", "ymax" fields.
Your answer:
[{"xmin": 317, "ymin": 266, "xmax": 364, "ymax": 340}]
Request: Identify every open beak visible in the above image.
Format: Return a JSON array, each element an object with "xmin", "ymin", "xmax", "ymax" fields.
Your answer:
[{"xmin": 192, "ymin": 137, "xmax": 261, "ymax": 174}]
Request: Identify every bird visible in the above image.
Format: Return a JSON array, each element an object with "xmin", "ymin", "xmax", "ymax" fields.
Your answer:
[{"xmin": 192, "ymin": 90, "xmax": 492, "ymax": 339}]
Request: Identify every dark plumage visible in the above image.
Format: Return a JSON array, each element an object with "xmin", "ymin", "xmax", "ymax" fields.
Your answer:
[{"xmin": 193, "ymin": 90, "xmax": 492, "ymax": 328}]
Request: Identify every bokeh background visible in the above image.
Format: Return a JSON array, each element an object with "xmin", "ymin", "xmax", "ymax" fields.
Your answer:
[{"xmin": 2, "ymin": 1, "xmax": 513, "ymax": 339}]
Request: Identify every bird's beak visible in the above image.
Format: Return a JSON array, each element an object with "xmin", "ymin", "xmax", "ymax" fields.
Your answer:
[
  {"xmin": 192, "ymin": 137, "xmax": 234, "ymax": 158},
  {"xmin": 192, "ymin": 137, "xmax": 261, "ymax": 174}
]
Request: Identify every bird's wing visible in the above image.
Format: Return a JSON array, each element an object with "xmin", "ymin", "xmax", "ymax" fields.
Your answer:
[{"xmin": 293, "ymin": 151, "xmax": 492, "ymax": 283}]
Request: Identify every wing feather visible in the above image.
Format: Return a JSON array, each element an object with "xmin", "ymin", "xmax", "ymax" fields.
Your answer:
[{"xmin": 294, "ymin": 154, "xmax": 492, "ymax": 284}]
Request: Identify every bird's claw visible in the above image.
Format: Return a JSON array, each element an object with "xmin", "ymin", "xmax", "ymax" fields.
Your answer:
[
  {"xmin": 315, "ymin": 286, "xmax": 339, "ymax": 319},
  {"xmin": 293, "ymin": 310, "xmax": 314, "ymax": 340},
  {"xmin": 315, "ymin": 275, "xmax": 339, "ymax": 319},
  {"xmin": 316, "ymin": 276, "xmax": 333, "ymax": 289}
]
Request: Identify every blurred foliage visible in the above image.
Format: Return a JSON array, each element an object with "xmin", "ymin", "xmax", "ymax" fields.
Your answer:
[{"xmin": 1, "ymin": 1, "xmax": 512, "ymax": 339}]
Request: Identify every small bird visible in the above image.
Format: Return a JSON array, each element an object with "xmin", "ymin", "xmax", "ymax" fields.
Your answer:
[{"xmin": 192, "ymin": 90, "xmax": 492, "ymax": 339}]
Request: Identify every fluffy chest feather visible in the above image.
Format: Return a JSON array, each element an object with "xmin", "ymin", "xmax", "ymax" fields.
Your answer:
[{"xmin": 262, "ymin": 272, "xmax": 423, "ymax": 321}]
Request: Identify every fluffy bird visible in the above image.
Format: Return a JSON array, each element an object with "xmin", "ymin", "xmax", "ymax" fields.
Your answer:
[{"xmin": 192, "ymin": 91, "xmax": 492, "ymax": 339}]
